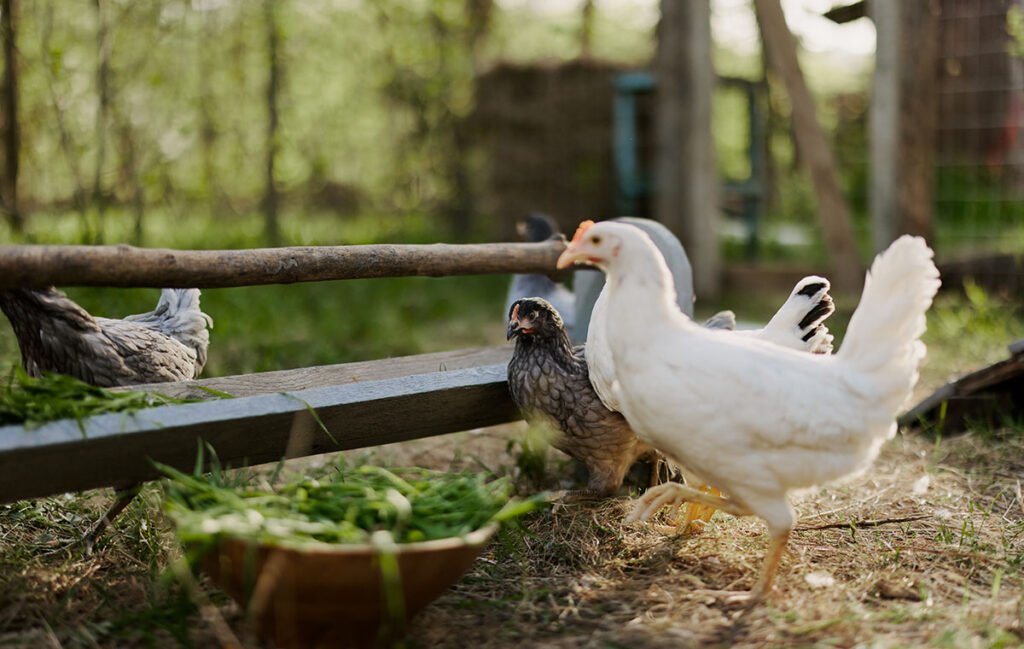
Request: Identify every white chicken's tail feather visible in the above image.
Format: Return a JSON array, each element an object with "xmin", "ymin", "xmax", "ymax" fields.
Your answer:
[
  {"xmin": 838, "ymin": 235, "xmax": 941, "ymax": 420},
  {"xmin": 757, "ymin": 276, "xmax": 835, "ymax": 354}
]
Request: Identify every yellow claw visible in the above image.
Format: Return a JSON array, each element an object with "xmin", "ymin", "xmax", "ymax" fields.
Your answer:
[{"xmin": 678, "ymin": 485, "xmax": 721, "ymax": 534}]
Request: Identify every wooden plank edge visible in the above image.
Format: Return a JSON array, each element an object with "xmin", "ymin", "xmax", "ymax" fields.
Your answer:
[{"xmin": 0, "ymin": 364, "xmax": 521, "ymax": 503}]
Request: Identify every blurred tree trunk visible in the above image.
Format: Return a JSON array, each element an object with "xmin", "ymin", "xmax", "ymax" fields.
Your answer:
[
  {"xmin": 759, "ymin": 55, "xmax": 779, "ymax": 213},
  {"xmin": 114, "ymin": 112, "xmax": 145, "ymax": 245},
  {"xmin": 754, "ymin": 0, "xmax": 862, "ymax": 292},
  {"xmin": 263, "ymin": 0, "xmax": 282, "ymax": 246},
  {"xmin": 437, "ymin": 0, "xmax": 494, "ymax": 240},
  {"xmin": 92, "ymin": 0, "xmax": 110, "ymax": 242},
  {"xmin": 38, "ymin": 0, "xmax": 89, "ymax": 238},
  {"xmin": 580, "ymin": 0, "xmax": 595, "ymax": 58},
  {"xmin": 466, "ymin": 0, "xmax": 493, "ymax": 72},
  {"xmin": 895, "ymin": 0, "xmax": 939, "ymax": 241},
  {"xmin": 0, "ymin": 0, "xmax": 22, "ymax": 233},
  {"xmin": 870, "ymin": 0, "xmax": 939, "ymax": 249},
  {"xmin": 430, "ymin": 6, "xmax": 470, "ymax": 239}
]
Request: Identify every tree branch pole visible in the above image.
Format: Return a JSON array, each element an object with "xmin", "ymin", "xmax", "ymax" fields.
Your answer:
[{"xmin": 0, "ymin": 240, "xmax": 569, "ymax": 289}]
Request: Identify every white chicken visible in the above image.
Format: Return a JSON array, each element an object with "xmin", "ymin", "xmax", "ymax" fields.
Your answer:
[
  {"xmin": 557, "ymin": 221, "xmax": 940, "ymax": 603},
  {"xmin": 579, "ymin": 220, "xmax": 834, "ymax": 531}
]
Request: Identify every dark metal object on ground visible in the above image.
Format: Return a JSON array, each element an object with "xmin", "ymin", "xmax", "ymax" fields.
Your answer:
[{"xmin": 899, "ymin": 340, "xmax": 1024, "ymax": 434}]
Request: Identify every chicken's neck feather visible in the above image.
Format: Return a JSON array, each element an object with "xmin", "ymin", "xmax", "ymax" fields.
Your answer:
[
  {"xmin": 601, "ymin": 238, "xmax": 701, "ymax": 369},
  {"xmin": 605, "ymin": 236, "xmax": 687, "ymax": 326}
]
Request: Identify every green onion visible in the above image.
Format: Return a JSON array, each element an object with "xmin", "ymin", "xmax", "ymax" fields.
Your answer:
[
  {"xmin": 0, "ymin": 366, "xmax": 203, "ymax": 433},
  {"xmin": 160, "ymin": 454, "xmax": 545, "ymax": 548}
]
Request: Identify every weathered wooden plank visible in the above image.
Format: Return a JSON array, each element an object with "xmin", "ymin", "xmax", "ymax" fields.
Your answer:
[
  {"xmin": 126, "ymin": 346, "xmax": 513, "ymax": 400},
  {"xmin": 0, "ymin": 240, "xmax": 566, "ymax": 289},
  {"xmin": 0, "ymin": 363, "xmax": 520, "ymax": 503},
  {"xmin": 899, "ymin": 351, "xmax": 1024, "ymax": 434}
]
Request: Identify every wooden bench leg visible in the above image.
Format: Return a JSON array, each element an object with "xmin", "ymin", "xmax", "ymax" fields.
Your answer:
[{"xmin": 81, "ymin": 483, "xmax": 141, "ymax": 554}]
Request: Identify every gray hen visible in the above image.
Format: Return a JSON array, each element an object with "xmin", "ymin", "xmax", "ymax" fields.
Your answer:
[
  {"xmin": 0, "ymin": 287, "xmax": 213, "ymax": 387},
  {"xmin": 506, "ymin": 297, "xmax": 658, "ymax": 498}
]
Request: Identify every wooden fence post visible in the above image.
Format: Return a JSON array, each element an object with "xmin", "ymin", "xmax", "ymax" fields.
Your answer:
[
  {"xmin": 870, "ymin": 0, "xmax": 900, "ymax": 253},
  {"xmin": 655, "ymin": 0, "xmax": 721, "ymax": 300}
]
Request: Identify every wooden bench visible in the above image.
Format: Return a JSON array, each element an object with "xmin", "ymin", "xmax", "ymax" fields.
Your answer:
[{"xmin": 0, "ymin": 346, "xmax": 517, "ymax": 504}]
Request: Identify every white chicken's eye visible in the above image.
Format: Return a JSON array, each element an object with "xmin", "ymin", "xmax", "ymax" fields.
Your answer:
[{"xmin": 591, "ymin": 235, "xmax": 602, "ymax": 245}]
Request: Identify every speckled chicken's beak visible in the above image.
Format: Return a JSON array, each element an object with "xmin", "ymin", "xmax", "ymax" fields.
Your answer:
[
  {"xmin": 506, "ymin": 319, "xmax": 520, "ymax": 340},
  {"xmin": 506, "ymin": 303, "xmax": 522, "ymax": 340}
]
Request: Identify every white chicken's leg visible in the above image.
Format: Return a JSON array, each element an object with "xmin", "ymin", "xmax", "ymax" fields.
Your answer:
[{"xmin": 675, "ymin": 485, "xmax": 723, "ymax": 533}]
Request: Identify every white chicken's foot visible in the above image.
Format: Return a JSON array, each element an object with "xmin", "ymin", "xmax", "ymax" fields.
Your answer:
[
  {"xmin": 691, "ymin": 588, "xmax": 762, "ymax": 608},
  {"xmin": 692, "ymin": 531, "xmax": 791, "ymax": 608},
  {"xmin": 626, "ymin": 482, "xmax": 750, "ymax": 526}
]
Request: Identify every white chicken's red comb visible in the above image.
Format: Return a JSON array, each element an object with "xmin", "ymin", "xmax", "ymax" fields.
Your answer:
[{"xmin": 570, "ymin": 220, "xmax": 595, "ymax": 244}]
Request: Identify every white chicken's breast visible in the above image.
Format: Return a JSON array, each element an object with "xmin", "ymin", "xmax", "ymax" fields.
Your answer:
[{"xmin": 584, "ymin": 289, "xmax": 620, "ymax": 411}]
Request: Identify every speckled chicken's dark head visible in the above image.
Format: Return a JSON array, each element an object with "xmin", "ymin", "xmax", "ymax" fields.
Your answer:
[{"xmin": 506, "ymin": 298, "xmax": 567, "ymax": 343}]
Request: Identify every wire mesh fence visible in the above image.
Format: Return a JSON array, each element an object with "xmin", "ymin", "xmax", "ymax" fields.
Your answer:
[
  {"xmin": 934, "ymin": 0, "xmax": 1024, "ymax": 256},
  {"xmin": 709, "ymin": 0, "xmax": 1024, "ymax": 292}
]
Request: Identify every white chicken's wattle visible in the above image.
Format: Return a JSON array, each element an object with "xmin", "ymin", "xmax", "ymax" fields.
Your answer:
[{"xmin": 557, "ymin": 221, "xmax": 941, "ymax": 603}]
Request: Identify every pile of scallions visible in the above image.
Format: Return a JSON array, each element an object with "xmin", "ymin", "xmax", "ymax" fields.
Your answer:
[
  {"xmin": 0, "ymin": 367, "xmax": 197, "ymax": 431},
  {"xmin": 161, "ymin": 457, "xmax": 542, "ymax": 549}
]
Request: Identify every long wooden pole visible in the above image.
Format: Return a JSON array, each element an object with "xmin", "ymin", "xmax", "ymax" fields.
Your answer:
[{"xmin": 0, "ymin": 240, "xmax": 567, "ymax": 289}]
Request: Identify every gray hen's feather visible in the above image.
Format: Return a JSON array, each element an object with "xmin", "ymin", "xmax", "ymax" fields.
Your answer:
[{"xmin": 0, "ymin": 287, "xmax": 213, "ymax": 387}]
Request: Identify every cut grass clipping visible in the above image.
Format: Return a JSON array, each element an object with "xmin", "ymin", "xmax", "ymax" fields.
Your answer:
[
  {"xmin": 0, "ymin": 367, "xmax": 203, "ymax": 431},
  {"xmin": 160, "ymin": 452, "xmax": 546, "ymax": 550}
]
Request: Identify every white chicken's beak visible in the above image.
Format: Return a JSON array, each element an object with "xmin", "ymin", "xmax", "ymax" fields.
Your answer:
[{"xmin": 556, "ymin": 244, "xmax": 587, "ymax": 269}]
